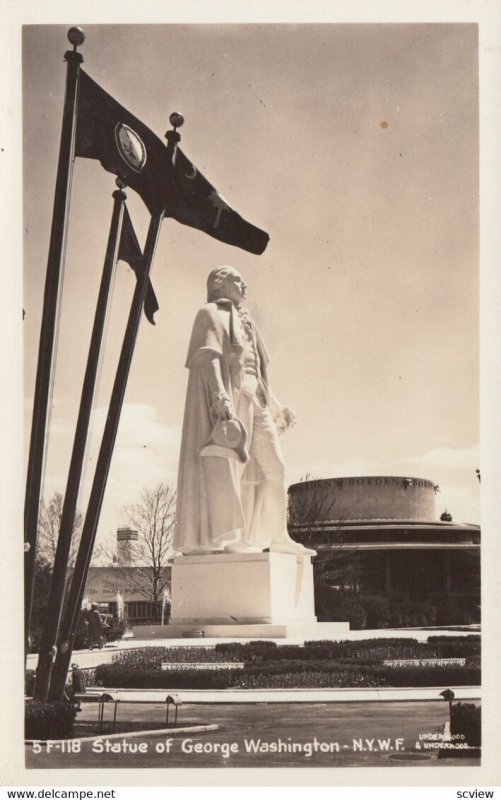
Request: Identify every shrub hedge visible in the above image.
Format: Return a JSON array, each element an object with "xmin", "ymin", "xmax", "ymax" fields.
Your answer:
[
  {"xmin": 426, "ymin": 636, "xmax": 481, "ymax": 658},
  {"xmin": 112, "ymin": 647, "xmax": 174, "ymax": 669},
  {"xmin": 25, "ymin": 700, "xmax": 77, "ymax": 741},
  {"xmin": 111, "ymin": 646, "xmax": 242, "ymax": 669},
  {"xmin": 451, "ymin": 702, "xmax": 481, "ymax": 747},
  {"xmin": 235, "ymin": 662, "xmax": 480, "ymax": 688},
  {"xmin": 236, "ymin": 670, "xmax": 381, "ymax": 689},
  {"xmin": 95, "ymin": 663, "xmax": 239, "ymax": 689},
  {"xmin": 220, "ymin": 637, "xmax": 481, "ymax": 662},
  {"xmin": 94, "ymin": 660, "xmax": 480, "ymax": 690},
  {"xmin": 109, "ymin": 636, "xmax": 480, "ymax": 672},
  {"xmin": 100, "ymin": 636, "xmax": 481, "ymax": 692},
  {"xmin": 304, "ymin": 637, "xmax": 480, "ymax": 660},
  {"xmin": 25, "ymin": 668, "xmax": 96, "ymax": 699},
  {"xmin": 25, "ymin": 670, "xmax": 36, "ymax": 697}
]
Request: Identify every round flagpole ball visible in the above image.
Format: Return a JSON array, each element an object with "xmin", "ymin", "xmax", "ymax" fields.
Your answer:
[
  {"xmin": 169, "ymin": 112, "xmax": 185, "ymax": 129},
  {"xmin": 67, "ymin": 27, "xmax": 85, "ymax": 47}
]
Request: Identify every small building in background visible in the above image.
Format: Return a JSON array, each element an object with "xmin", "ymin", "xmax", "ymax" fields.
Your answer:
[{"xmin": 84, "ymin": 529, "xmax": 171, "ymax": 624}]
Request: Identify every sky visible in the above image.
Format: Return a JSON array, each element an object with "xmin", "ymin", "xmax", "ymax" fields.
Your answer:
[{"xmin": 22, "ymin": 22, "xmax": 481, "ymax": 557}]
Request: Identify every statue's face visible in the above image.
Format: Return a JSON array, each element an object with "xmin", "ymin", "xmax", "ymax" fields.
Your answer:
[{"xmin": 221, "ymin": 268, "xmax": 247, "ymax": 305}]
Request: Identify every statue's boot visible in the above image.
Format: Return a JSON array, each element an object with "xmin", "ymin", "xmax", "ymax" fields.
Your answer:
[
  {"xmin": 224, "ymin": 542, "xmax": 262, "ymax": 554},
  {"xmin": 269, "ymin": 538, "xmax": 316, "ymax": 557}
]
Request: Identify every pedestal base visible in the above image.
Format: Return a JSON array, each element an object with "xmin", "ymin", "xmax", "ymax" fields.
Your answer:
[
  {"xmin": 170, "ymin": 551, "xmax": 317, "ymax": 626},
  {"xmin": 131, "ymin": 621, "xmax": 350, "ymax": 640}
]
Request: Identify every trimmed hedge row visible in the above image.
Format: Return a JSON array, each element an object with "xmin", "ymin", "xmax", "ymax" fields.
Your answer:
[
  {"xmin": 214, "ymin": 637, "xmax": 481, "ymax": 662},
  {"xmin": 109, "ymin": 636, "xmax": 481, "ymax": 672},
  {"xmin": 94, "ymin": 660, "xmax": 480, "ymax": 690},
  {"xmin": 95, "ymin": 664, "xmax": 237, "ymax": 689},
  {"xmin": 111, "ymin": 646, "xmax": 235, "ymax": 668},
  {"xmin": 236, "ymin": 670, "xmax": 381, "ymax": 689},
  {"xmin": 227, "ymin": 661, "xmax": 480, "ymax": 688},
  {"xmin": 25, "ymin": 700, "xmax": 77, "ymax": 740},
  {"xmin": 426, "ymin": 636, "xmax": 481, "ymax": 657},
  {"xmin": 451, "ymin": 702, "xmax": 481, "ymax": 747},
  {"xmin": 25, "ymin": 667, "xmax": 95, "ymax": 697},
  {"xmin": 25, "ymin": 670, "xmax": 36, "ymax": 697}
]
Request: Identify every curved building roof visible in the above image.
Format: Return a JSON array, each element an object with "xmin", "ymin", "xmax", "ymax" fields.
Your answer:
[{"xmin": 287, "ymin": 476, "xmax": 480, "ymax": 550}]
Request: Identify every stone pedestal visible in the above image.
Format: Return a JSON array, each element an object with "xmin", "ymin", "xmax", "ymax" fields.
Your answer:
[
  {"xmin": 170, "ymin": 551, "xmax": 317, "ymax": 626},
  {"xmin": 131, "ymin": 551, "xmax": 350, "ymax": 640}
]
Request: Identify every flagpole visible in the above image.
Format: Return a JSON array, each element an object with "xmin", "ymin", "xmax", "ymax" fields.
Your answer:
[
  {"xmin": 48, "ymin": 209, "xmax": 164, "ymax": 701},
  {"xmin": 33, "ymin": 184, "xmax": 127, "ymax": 702},
  {"xmin": 24, "ymin": 27, "xmax": 85, "ymax": 655}
]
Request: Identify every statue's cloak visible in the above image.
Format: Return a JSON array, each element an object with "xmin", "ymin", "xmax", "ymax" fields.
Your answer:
[{"xmin": 173, "ymin": 299, "xmax": 271, "ymax": 552}]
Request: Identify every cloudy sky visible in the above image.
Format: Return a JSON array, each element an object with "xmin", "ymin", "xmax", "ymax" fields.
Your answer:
[{"xmin": 22, "ymin": 22, "xmax": 480, "ymax": 555}]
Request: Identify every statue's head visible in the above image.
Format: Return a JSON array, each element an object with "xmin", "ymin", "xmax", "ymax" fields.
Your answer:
[{"xmin": 207, "ymin": 266, "xmax": 247, "ymax": 305}]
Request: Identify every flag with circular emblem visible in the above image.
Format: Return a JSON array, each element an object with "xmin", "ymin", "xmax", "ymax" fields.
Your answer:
[{"xmin": 75, "ymin": 70, "xmax": 269, "ymax": 255}]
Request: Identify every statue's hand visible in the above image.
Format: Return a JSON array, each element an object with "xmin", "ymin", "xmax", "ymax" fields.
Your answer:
[
  {"xmin": 276, "ymin": 406, "xmax": 296, "ymax": 433},
  {"xmin": 221, "ymin": 400, "xmax": 235, "ymax": 420},
  {"xmin": 212, "ymin": 392, "xmax": 235, "ymax": 420}
]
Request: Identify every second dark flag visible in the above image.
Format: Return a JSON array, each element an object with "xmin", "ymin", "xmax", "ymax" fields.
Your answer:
[{"xmin": 118, "ymin": 205, "xmax": 159, "ymax": 324}]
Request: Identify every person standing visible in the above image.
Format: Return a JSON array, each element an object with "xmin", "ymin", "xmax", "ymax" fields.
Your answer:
[
  {"xmin": 87, "ymin": 603, "xmax": 104, "ymax": 649},
  {"xmin": 71, "ymin": 663, "xmax": 86, "ymax": 693}
]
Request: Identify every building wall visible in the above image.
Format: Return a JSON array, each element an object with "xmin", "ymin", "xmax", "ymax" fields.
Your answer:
[
  {"xmin": 311, "ymin": 548, "xmax": 480, "ymax": 627},
  {"xmin": 84, "ymin": 566, "xmax": 171, "ymax": 623}
]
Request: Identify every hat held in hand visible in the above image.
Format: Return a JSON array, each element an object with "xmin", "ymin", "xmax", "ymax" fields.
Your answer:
[{"xmin": 200, "ymin": 418, "xmax": 249, "ymax": 463}]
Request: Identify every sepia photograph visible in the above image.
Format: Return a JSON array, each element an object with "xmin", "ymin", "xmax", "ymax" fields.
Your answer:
[{"xmin": 2, "ymin": 2, "xmax": 501, "ymax": 792}]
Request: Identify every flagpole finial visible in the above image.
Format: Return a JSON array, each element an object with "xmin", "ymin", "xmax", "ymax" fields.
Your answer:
[
  {"xmin": 67, "ymin": 27, "xmax": 85, "ymax": 50},
  {"xmin": 114, "ymin": 176, "xmax": 127, "ymax": 201},
  {"xmin": 166, "ymin": 112, "xmax": 184, "ymax": 149},
  {"xmin": 169, "ymin": 112, "xmax": 184, "ymax": 131}
]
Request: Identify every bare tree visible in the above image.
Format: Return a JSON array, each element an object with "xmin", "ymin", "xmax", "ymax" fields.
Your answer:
[
  {"xmin": 37, "ymin": 492, "xmax": 83, "ymax": 566},
  {"xmin": 111, "ymin": 483, "xmax": 176, "ymax": 605},
  {"xmin": 29, "ymin": 492, "xmax": 84, "ymax": 649},
  {"xmin": 288, "ymin": 475, "xmax": 370, "ymax": 590}
]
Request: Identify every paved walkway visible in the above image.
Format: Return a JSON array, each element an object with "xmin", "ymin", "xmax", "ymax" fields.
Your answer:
[{"xmin": 86, "ymin": 685, "xmax": 481, "ymax": 704}]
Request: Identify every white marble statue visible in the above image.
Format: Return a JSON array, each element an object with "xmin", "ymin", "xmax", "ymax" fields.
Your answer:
[{"xmin": 173, "ymin": 266, "xmax": 315, "ymax": 557}]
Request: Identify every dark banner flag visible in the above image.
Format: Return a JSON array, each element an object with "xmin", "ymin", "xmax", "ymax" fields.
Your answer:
[
  {"xmin": 167, "ymin": 146, "xmax": 269, "ymax": 257},
  {"xmin": 75, "ymin": 70, "xmax": 269, "ymax": 254},
  {"xmin": 118, "ymin": 204, "xmax": 159, "ymax": 324}
]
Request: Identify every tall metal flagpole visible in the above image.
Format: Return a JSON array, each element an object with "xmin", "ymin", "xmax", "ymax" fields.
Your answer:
[
  {"xmin": 48, "ymin": 209, "xmax": 164, "ymax": 701},
  {"xmin": 24, "ymin": 28, "xmax": 85, "ymax": 655},
  {"xmin": 34, "ymin": 184, "xmax": 128, "ymax": 703}
]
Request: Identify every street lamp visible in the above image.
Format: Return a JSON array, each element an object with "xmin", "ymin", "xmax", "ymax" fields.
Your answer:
[{"xmin": 439, "ymin": 688, "xmax": 455, "ymax": 728}]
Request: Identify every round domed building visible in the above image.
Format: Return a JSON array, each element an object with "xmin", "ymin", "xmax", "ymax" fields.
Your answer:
[{"xmin": 287, "ymin": 476, "xmax": 480, "ymax": 628}]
